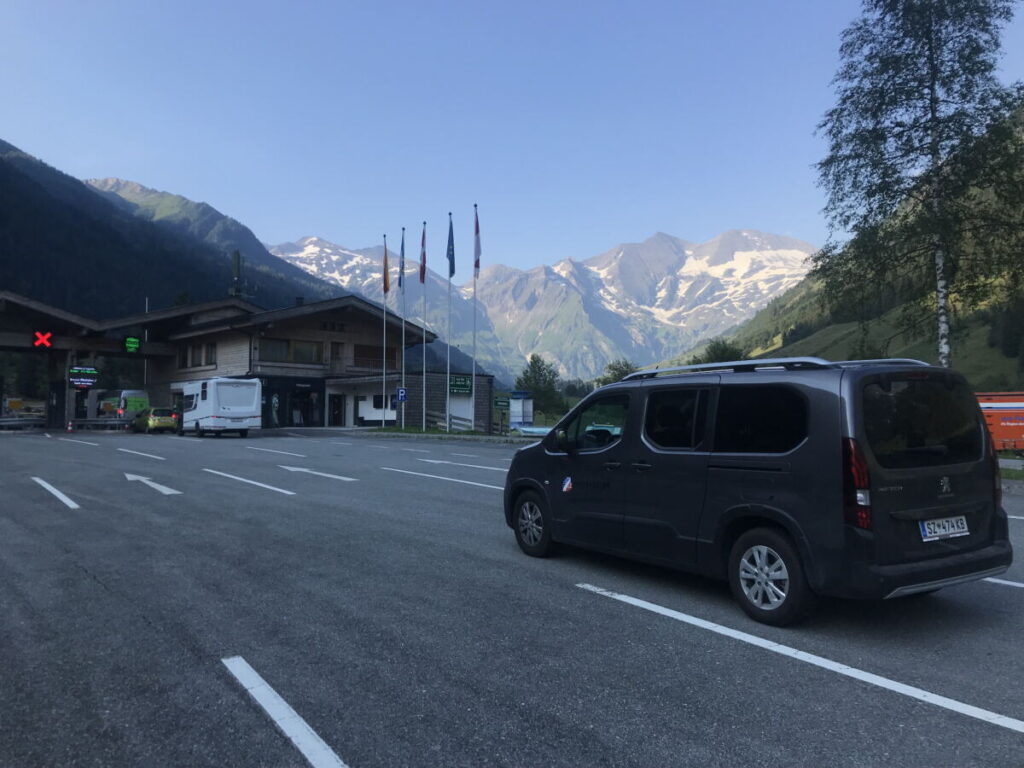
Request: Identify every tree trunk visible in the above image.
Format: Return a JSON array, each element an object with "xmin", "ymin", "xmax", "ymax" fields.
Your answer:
[{"xmin": 933, "ymin": 236, "xmax": 952, "ymax": 368}]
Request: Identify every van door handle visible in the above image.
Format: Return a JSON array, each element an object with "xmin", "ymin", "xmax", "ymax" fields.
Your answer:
[
  {"xmin": 632, "ymin": 461, "xmax": 653, "ymax": 472},
  {"xmin": 603, "ymin": 461, "xmax": 622, "ymax": 470}
]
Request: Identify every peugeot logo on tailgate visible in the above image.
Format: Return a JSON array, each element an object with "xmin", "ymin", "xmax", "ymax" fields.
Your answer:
[{"xmin": 939, "ymin": 476, "xmax": 952, "ymax": 495}]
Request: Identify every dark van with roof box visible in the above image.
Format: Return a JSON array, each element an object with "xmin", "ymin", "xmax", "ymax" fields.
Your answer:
[{"xmin": 503, "ymin": 357, "xmax": 1012, "ymax": 625}]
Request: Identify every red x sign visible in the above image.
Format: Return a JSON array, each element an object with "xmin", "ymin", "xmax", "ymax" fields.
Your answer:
[{"xmin": 33, "ymin": 331, "xmax": 52, "ymax": 348}]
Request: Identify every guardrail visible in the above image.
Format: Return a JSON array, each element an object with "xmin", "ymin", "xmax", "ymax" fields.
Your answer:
[
  {"xmin": 425, "ymin": 410, "xmax": 474, "ymax": 431},
  {"xmin": 71, "ymin": 418, "xmax": 133, "ymax": 431},
  {"xmin": 0, "ymin": 417, "xmax": 44, "ymax": 431}
]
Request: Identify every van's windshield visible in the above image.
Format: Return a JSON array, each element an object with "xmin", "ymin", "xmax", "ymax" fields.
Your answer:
[{"xmin": 862, "ymin": 376, "xmax": 982, "ymax": 468}]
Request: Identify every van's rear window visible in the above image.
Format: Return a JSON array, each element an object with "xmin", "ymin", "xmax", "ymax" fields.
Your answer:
[{"xmin": 862, "ymin": 377, "xmax": 982, "ymax": 468}]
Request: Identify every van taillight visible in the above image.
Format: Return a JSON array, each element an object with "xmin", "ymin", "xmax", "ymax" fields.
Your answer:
[
  {"xmin": 990, "ymin": 433, "xmax": 1002, "ymax": 510},
  {"xmin": 843, "ymin": 438, "xmax": 872, "ymax": 530}
]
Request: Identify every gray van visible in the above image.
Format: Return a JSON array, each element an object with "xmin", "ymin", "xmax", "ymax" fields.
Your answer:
[{"xmin": 503, "ymin": 357, "xmax": 1012, "ymax": 625}]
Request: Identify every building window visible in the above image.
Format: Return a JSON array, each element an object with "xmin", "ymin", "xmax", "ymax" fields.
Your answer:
[
  {"xmin": 204, "ymin": 343, "xmax": 217, "ymax": 366},
  {"xmin": 190, "ymin": 343, "xmax": 203, "ymax": 368},
  {"xmin": 178, "ymin": 347, "xmax": 189, "ymax": 369},
  {"xmin": 259, "ymin": 338, "xmax": 323, "ymax": 364},
  {"xmin": 291, "ymin": 340, "xmax": 322, "ymax": 364}
]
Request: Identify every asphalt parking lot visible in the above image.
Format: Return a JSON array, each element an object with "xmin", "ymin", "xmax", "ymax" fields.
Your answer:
[{"xmin": 1, "ymin": 430, "xmax": 1022, "ymax": 767}]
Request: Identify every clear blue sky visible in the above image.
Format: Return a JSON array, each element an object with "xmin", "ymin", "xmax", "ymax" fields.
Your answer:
[{"xmin": 4, "ymin": 0, "xmax": 1024, "ymax": 282}]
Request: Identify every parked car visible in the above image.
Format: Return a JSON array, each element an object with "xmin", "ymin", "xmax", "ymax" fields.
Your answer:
[
  {"xmin": 131, "ymin": 407, "xmax": 178, "ymax": 434},
  {"xmin": 503, "ymin": 357, "xmax": 1012, "ymax": 626}
]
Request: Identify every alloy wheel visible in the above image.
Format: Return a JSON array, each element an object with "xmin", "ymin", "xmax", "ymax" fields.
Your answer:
[
  {"xmin": 738, "ymin": 544, "xmax": 789, "ymax": 611},
  {"xmin": 518, "ymin": 501, "xmax": 544, "ymax": 547}
]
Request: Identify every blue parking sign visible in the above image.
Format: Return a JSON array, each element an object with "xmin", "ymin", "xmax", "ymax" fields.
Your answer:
[{"xmin": 397, "ymin": 387, "xmax": 408, "ymax": 402}]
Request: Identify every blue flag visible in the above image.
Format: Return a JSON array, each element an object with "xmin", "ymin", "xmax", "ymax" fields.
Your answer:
[
  {"xmin": 446, "ymin": 213, "xmax": 455, "ymax": 279},
  {"xmin": 398, "ymin": 227, "xmax": 405, "ymax": 291}
]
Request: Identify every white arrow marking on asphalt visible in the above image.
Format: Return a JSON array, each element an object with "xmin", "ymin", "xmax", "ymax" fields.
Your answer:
[
  {"xmin": 202, "ymin": 469, "xmax": 295, "ymax": 495},
  {"xmin": 117, "ymin": 448, "xmax": 166, "ymax": 460},
  {"xmin": 44, "ymin": 433, "xmax": 52, "ymax": 439},
  {"xmin": 381, "ymin": 467, "xmax": 504, "ymax": 490},
  {"xmin": 31, "ymin": 477, "xmax": 80, "ymax": 509},
  {"xmin": 417, "ymin": 458, "xmax": 507, "ymax": 472},
  {"xmin": 278, "ymin": 466, "xmax": 357, "ymax": 482},
  {"xmin": 58, "ymin": 437, "xmax": 99, "ymax": 446},
  {"xmin": 124, "ymin": 473, "xmax": 182, "ymax": 495},
  {"xmin": 246, "ymin": 446, "xmax": 307, "ymax": 457}
]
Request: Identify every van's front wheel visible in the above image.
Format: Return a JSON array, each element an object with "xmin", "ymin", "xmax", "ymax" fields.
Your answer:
[
  {"xmin": 728, "ymin": 528, "xmax": 815, "ymax": 626},
  {"xmin": 513, "ymin": 491, "xmax": 555, "ymax": 557}
]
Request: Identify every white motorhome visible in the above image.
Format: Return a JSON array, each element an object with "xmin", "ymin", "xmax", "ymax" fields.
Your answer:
[{"xmin": 180, "ymin": 378, "xmax": 261, "ymax": 437}]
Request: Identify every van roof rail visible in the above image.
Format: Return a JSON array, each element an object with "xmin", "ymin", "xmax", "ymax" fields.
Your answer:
[
  {"xmin": 621, "ymin": 357, "xmax": 833, "ymax": 381},
  {"xmin": 831, "ymin": 358, "xmax": 930, "ymax": 368}
]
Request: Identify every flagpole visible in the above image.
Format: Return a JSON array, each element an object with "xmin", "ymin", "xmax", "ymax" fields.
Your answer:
[
  {"xmin": 400, "ymin": 227, "xmax": 406, "ymax": 431},
  {"xmin": 446, "ymin": 212, "xmax": 454, "ymax": 433},
  {"xmin": 382, "ymin": 234, "xmax": 388, "ymax": 429},
  {"xmin": 472, "ymin": 204, "xmax": 479, "ymax": 433},
  {"xmin": 421, "ymin": 221, "xmax": 427, "ymax": 432}
]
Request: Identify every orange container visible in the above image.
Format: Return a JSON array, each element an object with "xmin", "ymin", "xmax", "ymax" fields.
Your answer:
[{"xmin": 977, "ymin": 392, "xmax": 1024, "ymax": 451}]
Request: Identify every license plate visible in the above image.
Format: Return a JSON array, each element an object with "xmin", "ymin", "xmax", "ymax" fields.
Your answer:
[{"xmin": 919, "ymin": 515, "xmax": 969, "ymax": 542}]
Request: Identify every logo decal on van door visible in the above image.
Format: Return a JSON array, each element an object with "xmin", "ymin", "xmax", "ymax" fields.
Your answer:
[
  {"xmin": 939, "ymin": 476, "xmax": 952, "ymax": 495},
  {"xmin": 562, "ymin": 476, "xmax": 573, "ymax": 493}
]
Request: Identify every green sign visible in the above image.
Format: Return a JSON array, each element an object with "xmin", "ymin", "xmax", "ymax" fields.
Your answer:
[
  {"xmin": 124, "ymin": 336, "xmax": 141, "ymax": 353},
  {"xmin": 450, "ymin": 374, "xmax": 472, "ymax": 394},
  {"xmin": 494, "ymin": 397, "xmax": 510, "ymax": 409}
]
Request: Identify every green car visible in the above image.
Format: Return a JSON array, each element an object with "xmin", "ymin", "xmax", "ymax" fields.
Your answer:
[{"xmin": 131, "ymin": 407, "xmax": 178, "ymax": 434}]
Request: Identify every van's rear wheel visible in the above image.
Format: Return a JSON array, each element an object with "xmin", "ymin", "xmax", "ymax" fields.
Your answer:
[
  {"xmin": 194, "ymin": 425, "xmax": 203, "ymax": 438},
  {"xmin": 239, "ymin": 430, "xmax": 249, "ymax": 438},
  {"xmin": 513, "ymin": 491, "xmax": 555, "ymax": 557},
  {"xmin": 728, "ymin": 528, "xmax": 815, "ymax": 626}
]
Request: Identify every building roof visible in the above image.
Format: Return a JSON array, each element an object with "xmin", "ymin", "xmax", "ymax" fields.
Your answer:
[
  {"xmin": 167, "ymin": 294, "xmax": 436, "ymax": 343},
  {"xmin": 0, "ymin": 290, "xmax": 102, "ymax": 333}
]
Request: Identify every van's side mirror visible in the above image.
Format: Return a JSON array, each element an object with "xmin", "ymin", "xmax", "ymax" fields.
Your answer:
[{"xmin": 555, "ymin": 428, "xmax": 574, "ymax": 454}]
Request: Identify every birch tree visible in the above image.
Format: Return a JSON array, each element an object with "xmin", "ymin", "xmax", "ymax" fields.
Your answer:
[{"xmin": 816, "ymin": 0, "xmax": 1022, "ymax": 367}]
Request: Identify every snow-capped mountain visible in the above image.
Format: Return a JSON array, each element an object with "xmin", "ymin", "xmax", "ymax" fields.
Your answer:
[{"xmin": 271, "ymin": 230, "xmax": 815, "ymax": 382}]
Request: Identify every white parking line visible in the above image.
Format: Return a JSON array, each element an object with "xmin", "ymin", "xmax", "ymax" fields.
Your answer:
[
  {"xmin": 329, "ymin": 441, "xmax": 353, "ymax": 446},
  {"xmin": 1009, "ymin": 515, "xmax": 1023, "ymax": 521},
  {"xmin": 44, "ymin": 433, "xmax": 51, "ymax": 438},
  {"xmin": 417, "ymin": 458, "xmax": 507, "ymax": 472},
  {"xmin": 279, "ymin": 466, "xmax": 357, "ymax": 482},
  {"xmin": 451, "ymin": 453, "xmax": 478, "ymax": 457},
  {"xmin": 57, "ymin": 438, "xmax": 99, "ymax": 446},
  {"xmin": 984, "ymin": 577, "xmax": 1024, "ymax": 589},
  {"xmin": 30, "ymin": 477, "xmax": 80, "ymax": 509},
  {"xmin": 381, "ymin": 467, "xmax": 504, "ymax": 490},
  {"xmin": 400, "ymin": 448, "xmax": 431, "ymax": 453},
  {"xmin": 222, "ymin": 656, "xmax": 349, "ymax": 768},
  {"xmin": 117, "ymin": 448, "xmax": 166, "ymax": 460},
  {"xmin": 246, "ymin": 447, "xmax": 307, "ymax": 458},
  {"xmin": 167, "ymin": 436, "xmax": 200, "ymax": 441},
  {"xmin": 578, "ymin": 583, "xmax": 1024, "ymax": 735},
  {"xmin": 202, "ymin": 469, "xmax": 296, "ymax": 495}
]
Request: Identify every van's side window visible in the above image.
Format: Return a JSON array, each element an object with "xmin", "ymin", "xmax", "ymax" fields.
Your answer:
[
  {"xmin": 183, "ymin": 394, "xmax": 196, "ymax": 411},
  {"xmin": 201, "ymin": 382, "xmax": 208, "ymax": 401},
  {"xmin": 644, "ymin": 389, "xmax": 708, "ymax": 449},
  {"xmin": 560, "ymin": 395, "xmax": 629, "ymax": 452},
  {"xmin": 713, "ymin": 385, "xmax": 807, "ymax": 453}
]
